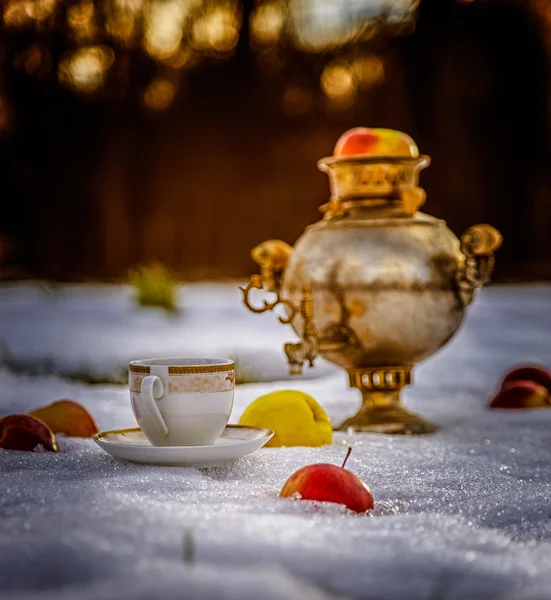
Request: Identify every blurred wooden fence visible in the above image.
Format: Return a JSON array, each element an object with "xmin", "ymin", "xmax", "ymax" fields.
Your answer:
[{"xmin": 1, "ymin": 0, "xmax": 550, "ymax": 281}]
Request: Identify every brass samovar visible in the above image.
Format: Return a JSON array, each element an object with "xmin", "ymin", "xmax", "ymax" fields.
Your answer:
[{"xmin": 241, "ymin": 129, "xmax": 502, "ymax": 434}]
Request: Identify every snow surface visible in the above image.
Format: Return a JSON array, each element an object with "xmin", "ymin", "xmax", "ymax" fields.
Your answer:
[{"xmin": 1, "ymin": 283, "xmax": 551, "ymax": 600}]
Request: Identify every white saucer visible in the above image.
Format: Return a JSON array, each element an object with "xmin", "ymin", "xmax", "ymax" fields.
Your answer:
[{"xmin": 93, "ymin": 425, "xmax": 274, "ymax": 467}]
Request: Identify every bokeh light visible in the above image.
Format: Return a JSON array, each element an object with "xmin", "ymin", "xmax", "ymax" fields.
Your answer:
[
  {"xmin": 106, "ymin": 0, "xmax": 145, "ymax": 46},
  {"xmin": 25, "ymin": 0, "xmax": 57, "ymax": 22},
  {"xmin": 144, "ymin": 78, "xmax": 177, "ymax": 110},
  {"xmin": 58, "ymin": 46, "xmax": 115, "ymax": 94},
  {"xmin": 321, "ymin": 61, "xmax": 357, "ymax": 110},
  {"xmin": 321, "ymin": 61, "xmax": 356, "ymax": 99},
  {"xmin": 192, "ymin": 3, "xmax": 241, "ymax": 54},
  {"xmin": 249, "ymin": 3, "xmax": 285, "ymax": 47},
  {"xmin": 144, "ymin": 0, "xmax": 193, "ymax": 60},
  {"xmin": 290, "ymin": 0, "xmax": 368, "ymax": 51},
  {"xmin": 351, "ymin": 55, "xmax": 384, "ymax": 88},
  {"xmin": 3, "ymin": 0, "xmax": 32, "ymax": 27},
  {"xmin": 67, "ymin": 1, "xmax": 96, "ymax": 42}
]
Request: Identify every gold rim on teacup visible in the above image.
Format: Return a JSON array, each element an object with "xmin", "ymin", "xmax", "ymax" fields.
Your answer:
[{"xmin": 129, "ymin": 358, "xmax": 234, "ymax": 375}]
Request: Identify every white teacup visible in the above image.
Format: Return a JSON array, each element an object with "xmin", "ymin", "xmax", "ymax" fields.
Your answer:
[{"xmin": 129, "ymin": 358, "xmax": 235, "ymax": 446}]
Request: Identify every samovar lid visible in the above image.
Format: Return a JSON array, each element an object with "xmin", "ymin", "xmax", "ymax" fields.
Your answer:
[{"xmin": 318, "ymin": 127, "xmax": 430, "ymax": 210}]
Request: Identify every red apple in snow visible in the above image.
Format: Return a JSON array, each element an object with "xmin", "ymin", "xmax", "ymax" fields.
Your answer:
[
  {"xmin": 490, "ymin": 380, "xmax": 549, "ymax": 409},
  {"xmin": 0, "ymin": 414, "xmax": 58, "ymax": 452},
  {"xmin": 501, "ymin": 365, "xmax": 551, "ymax": 396},
  {"xmin": 279, "ymin": 448, "xmax": 374, "ymax": 514}
]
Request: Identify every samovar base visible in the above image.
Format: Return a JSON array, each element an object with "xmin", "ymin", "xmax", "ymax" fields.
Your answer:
[
  {"xmin": 337, "ymin": 401, "xmax": 437, "ymax": 435},
  {"xmin": 337, "ymin": 366, "xmax": 438, "ymax": 435}
]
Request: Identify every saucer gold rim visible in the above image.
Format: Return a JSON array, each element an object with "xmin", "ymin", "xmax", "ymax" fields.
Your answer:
[{"xmin": 93, "ymin": 425, "xmax": 274, "ymax": 466}]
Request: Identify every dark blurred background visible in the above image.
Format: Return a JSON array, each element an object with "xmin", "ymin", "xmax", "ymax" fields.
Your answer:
[{"xmin": 0, "ymin": 0, "xmax": 550, "ymax": 282}]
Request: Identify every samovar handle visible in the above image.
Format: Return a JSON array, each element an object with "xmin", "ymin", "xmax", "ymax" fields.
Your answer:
[
  {"xmin": 249, "ymin": 240, "xmax": 293, "ymax": 293},
  {"xmin": 456, "ymin": 224, "xmax": 502, "ymax": 307},
  {"xmin": 240, "ymin": 240, "xmax": 320, "ymax": 374},
  {"xmin": 240, "ymin": 240, "xmax": 296, "ymax": 324}
]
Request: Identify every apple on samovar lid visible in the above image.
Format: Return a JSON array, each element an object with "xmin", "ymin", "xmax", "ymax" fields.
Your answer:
[{"xmin": 333, "ymin": 127, "xmax": 419, "ymax": 158}]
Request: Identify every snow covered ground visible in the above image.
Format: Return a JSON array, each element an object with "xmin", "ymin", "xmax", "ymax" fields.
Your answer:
[{"xmin": 1, "ymin": 282, "xmax": 551, "ymax": 600}]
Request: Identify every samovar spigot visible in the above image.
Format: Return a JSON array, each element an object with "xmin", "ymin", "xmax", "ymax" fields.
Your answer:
[{"xmin": 284, "ymin": 285, "xmax": 319, "ymax": 375}]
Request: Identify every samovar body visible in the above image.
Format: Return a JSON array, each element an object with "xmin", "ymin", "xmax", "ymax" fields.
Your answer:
[{"xmin": 282, "ymin": 212, "xmax": 464, "ymax": 369}]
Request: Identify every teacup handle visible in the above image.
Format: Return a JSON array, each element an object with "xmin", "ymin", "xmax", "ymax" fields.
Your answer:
[{"xmin": 140, "ymin": 375, "xmax": 169, "ymax": 437}]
